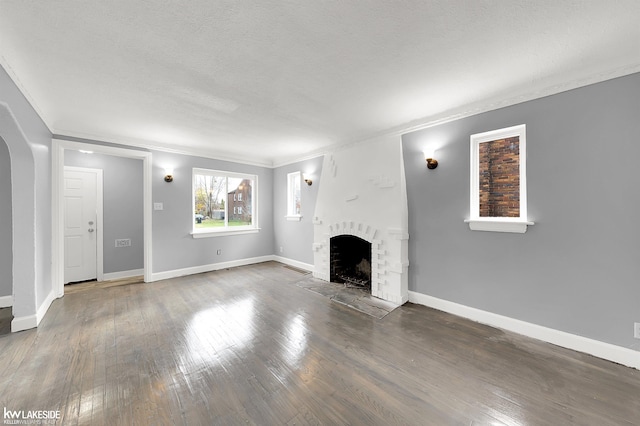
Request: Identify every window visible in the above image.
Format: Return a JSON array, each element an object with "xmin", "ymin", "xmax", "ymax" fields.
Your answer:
[
  {"xmin": 286, "ymin": 171, "xmax": 302, "ymax": 221},
  {"xmin": 466, "ymin": 124, "xmax": 533, "ymax": 233},
  {"xmin": 192, "ymin": 168, "xmax": 258, "ymax": 236}
]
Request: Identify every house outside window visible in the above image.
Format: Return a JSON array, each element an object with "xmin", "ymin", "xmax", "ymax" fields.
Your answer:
[
  {"xmin": 192, "ymin": 168, "xmax": 257, "ymax": 236},
  {"xmin": 466, "ymin": 124, "xmax": 533, "ymax": 233},
  {"xmin": 286, "ymin": 171, "xmax": 302, "ymax": 221},
  {"xmin": 227, "ymin": 179, "xmax": 252, "ymax": 222}
]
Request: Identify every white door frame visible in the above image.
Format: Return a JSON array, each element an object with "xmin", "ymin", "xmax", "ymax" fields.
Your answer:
[
  {"xmin": 63, "ymin": 166, "xmax": 104, "ymax": 282},
  {"xmin": 52, "ymin": 139, "xmax": 152, "ymax": 298}
]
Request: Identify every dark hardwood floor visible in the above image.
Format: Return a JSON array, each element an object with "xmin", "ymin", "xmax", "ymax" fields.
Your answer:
[{"xmin": 0, "ymin": 261, "xmax": 638, "ymax": 425}]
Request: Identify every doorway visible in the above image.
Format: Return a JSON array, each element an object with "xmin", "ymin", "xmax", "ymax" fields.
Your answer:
[
  {"xmin": 52, "ymin": 139, "xmax": 152, "ymax": 298},
  {"xmin": 63, "ymin": 166, "xmax": 103, "ymax": 284}
]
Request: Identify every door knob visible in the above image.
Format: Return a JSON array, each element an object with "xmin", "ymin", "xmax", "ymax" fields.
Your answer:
[{"xmin": 88, "ymin": 228, "xmax": 94, "ymax": 233}]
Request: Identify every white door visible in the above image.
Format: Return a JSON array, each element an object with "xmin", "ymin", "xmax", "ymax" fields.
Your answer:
[{"xmin": 64, "ymin": 167, "xmax": 101, "ymax": 283}]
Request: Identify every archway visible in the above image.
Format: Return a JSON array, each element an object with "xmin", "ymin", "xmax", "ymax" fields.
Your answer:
[
  {"xmin": 0, "ymin": 136, "xmax": 12, "ymax": 311},
  {"xmin": 0, "ymin": 102, "xmax": 38, "ymax": 330}
]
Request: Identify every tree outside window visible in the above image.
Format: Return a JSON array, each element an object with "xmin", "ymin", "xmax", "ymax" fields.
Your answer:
[{"xmin": 193, "ymin": 169, "xmax": 256, "ymax": 232}]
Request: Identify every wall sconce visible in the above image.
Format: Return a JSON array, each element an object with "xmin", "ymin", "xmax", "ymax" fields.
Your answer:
[
  {"xmin": 303, "ymin": 174, "xmax": 313, "ymax": 186},
  {"xmin": 424, "ymin": 150, "xmax": 438, "ymax": 170},
  {"xmin": 164, "ymin": 168, "xmax": 174, "ymax": 182}
]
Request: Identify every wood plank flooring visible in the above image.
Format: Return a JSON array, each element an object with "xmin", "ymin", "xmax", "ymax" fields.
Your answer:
[{"xmin": 0, "ymin": 261, "xmax": 638, "ymax": 425}]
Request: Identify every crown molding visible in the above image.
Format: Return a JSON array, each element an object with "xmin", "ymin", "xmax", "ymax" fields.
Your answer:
[
  {"xmin": 278, "ymin": 64, "xmax": 640, "ymax": 167},
  {"xmin": 52, "ymin": 130, "xmax": 275, "ymax": 168},
  {"xmin": 0, "ymin": 55, "xmax": 53, "ymax": 134},
  {"xmin": 388, "ymin": 62, "xmax": 640, "ymax": 137},
  {"xmin": 6, "ymin": 54, "xmax": 640, "ymax": 169}
]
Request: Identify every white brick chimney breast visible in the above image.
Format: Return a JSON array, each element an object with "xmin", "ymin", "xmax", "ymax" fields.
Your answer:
[{"xmin": 312, "ymin": 135, "xmax": 409, "ymax": 304}]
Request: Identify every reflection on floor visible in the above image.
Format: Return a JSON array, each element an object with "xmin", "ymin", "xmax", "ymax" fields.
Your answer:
[
  {"xmin": 2, "ymin": 261, "xmax": 639, "ymax": 425},
  {"xmin": 296, "ymin": 276, "xmax": 400, "ymax": 319}
]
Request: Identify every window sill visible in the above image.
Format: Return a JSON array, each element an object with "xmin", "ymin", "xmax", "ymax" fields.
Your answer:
[
  {"xmin": 191, "ymin": 228, "xmax": 260, "ymax": 238},
  {"xmin": 465, "ymin": 219, "xmax": 534, "ymax": 233},
  {"xmin": 285, "ymin": 215, "xmax": 302, "ymax": 222}
]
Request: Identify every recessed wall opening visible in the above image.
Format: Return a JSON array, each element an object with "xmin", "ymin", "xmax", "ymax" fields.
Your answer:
[{"xmin": 330, "ymin": 235, "xmax": 372, "ymax": 291}]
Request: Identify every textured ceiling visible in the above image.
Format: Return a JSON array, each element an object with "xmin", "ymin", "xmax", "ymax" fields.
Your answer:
[{"xmin": 1, "ymin": 1, "xmax": 639, "ymax": 166}]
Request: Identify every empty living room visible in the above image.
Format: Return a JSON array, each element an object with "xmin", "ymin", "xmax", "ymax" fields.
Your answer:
[{"xmin": 1, "ymin": 2, "xmax": 639, "ymax": 425}]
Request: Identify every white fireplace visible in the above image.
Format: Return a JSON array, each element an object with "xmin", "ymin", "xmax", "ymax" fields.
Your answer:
[{"xmin": 312, "ymin": 135, "xmax": 409, "ymax": 304}]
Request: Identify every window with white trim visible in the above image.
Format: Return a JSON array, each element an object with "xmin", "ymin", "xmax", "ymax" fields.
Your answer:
[
  {"xmin": 192, "ymin": 168, "xmax": 258, "ymax": 236},
  {"xmin": 466, "ymin": 124, "xmax": 533, "ymax": 233},
  {"xmin": 286, "ymin": 171, "xmax": 302, "ymax": 221}
]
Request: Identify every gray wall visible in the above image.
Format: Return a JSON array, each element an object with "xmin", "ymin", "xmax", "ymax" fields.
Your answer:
[
  {"xmin": 152, "ymin": 151, "xmax": 274, "ymax": 272},
  {"xmin": 65, "ymin": 150, "xmax": 144, "ymax": 274},
  {"xmin": 402, "ymin": 72, "xmax": 640, "ymax": 351},
  {"xmin": 0, "ymin": 137, "xmax": 12, "ymax": 297},
  {"xmin": 0, "ymin": 64, "xmax": 52, "ymax": 315},
  {"xmin": 273, "ymin": 156, "xmax": 323, "ymax": 265}
]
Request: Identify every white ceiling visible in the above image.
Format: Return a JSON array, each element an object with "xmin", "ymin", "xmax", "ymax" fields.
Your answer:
[{"xmin": 1, "ymin": 1, "xmax": 639, "ymax": 166}]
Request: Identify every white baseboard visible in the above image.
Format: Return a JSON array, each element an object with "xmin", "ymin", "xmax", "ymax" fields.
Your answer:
[
  {"xmin": 149, "ymin": 255, "xmax": 276, "ymax": 282},
  {"xmin": 408, "ymin": 291, "xmax": 640, "ymax": 370},
  {"xmin": 102, "ymin": 268, "xmax": 144, "ymax": 281},
  {"xmin": 11, "ymin": 314, "xmax": 37, "ymax": 333},
  {"xmin": 36, "ymin": 290, "xmax": 56, "ymax": 325},
  {"xmin": 11, "ymin": 289, "xmax": 56, "ymax": 333},
  {"xmin": 149, "ymin": 255, "xmax": 314, "ymax": 283},
  {"xmin": 271, "ymin": 256, "xmax": 314, "ymax": 272},
  {"xmin": 0, "ymin": 295, "xmax": 12, "ymax": 308}
]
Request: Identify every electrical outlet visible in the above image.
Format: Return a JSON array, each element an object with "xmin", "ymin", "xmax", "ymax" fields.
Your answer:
[
  {"xmin": 634, "ymin": 323, "xmax": 640, "ymax": 339},
  {"xmin": 216, "ymin": 249, "xmax": 222, "ymax": 255},
  {"xmin": 153, "ymin": 202, "xmax": 163, "ymax": 211},
  {"xmin": 115, "ymin": 239, "xmax": 131, "ymax": 248},
  {"xmin": 279, "ymin": 246, "xmax": 283, "ymax": 253}
]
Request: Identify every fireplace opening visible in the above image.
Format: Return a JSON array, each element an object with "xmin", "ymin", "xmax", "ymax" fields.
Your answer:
[{"xmin": 330, "ymin": 235, "xmax": 372, "ymax": 291}]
